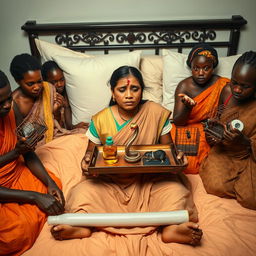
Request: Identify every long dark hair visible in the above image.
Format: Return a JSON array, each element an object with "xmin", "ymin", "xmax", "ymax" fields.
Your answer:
[{"xmin": 109, "ymin": 66, "xmax": 145, "ymax": 106}]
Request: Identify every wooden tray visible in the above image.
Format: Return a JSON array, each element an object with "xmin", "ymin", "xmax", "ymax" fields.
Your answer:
[{"xmin": 87, "ymin": 144, "xmax": 188, "ymax": 175}]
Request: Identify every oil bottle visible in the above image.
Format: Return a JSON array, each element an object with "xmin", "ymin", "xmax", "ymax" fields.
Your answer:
[{"xmin": 103, "ymin": 136, "xmax": 118, "ymax": 164}]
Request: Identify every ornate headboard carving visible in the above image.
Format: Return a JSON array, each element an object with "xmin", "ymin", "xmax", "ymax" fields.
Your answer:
[{"xmin": 21, "ymin": 15, "xmax": 247, "ymax": 59}]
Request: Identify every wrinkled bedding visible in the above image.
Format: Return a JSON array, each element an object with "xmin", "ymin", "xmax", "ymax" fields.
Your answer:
[{"xmin": 22, "ymin": 134, "xmax": 256, "ymax": 256}]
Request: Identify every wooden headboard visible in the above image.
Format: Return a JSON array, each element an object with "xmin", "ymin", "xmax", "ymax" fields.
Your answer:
[{"xmin": 21, "ymin": 15, "xmax": 247, "ymax": 59}]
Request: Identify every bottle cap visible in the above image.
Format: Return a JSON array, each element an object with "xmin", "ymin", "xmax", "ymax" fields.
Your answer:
[
  {"xmin": 230, "ymin": 119, "xmax": 244, "ymax": 132},
  {"xmin": 105, "ymin": 136, "xmax": 114, "ymax": 145}
]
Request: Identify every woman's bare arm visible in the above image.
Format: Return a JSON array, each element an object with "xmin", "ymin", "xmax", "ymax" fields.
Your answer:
[{"xmin": 173, "ymin": 79, "xmax": 195, "ymax": 126}]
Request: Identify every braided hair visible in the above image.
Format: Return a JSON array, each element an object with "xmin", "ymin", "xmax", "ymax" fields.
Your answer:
[
  {"xmin": 186, "ymin": 43, "xmax": 219, "ymax": 68},
  {"xmin": 233, "ymin": 51, "xmax": 256, "ymax": 71}
]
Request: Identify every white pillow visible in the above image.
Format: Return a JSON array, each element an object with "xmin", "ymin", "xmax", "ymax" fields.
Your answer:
[
  {"xmin": 35, "ymin": 39, "xmax": 141, "ymax": 124},
  {"xmin": 35, "ymin": 39, "xmax": 92, "ymax": 62},
  {"xmin": 162, "ymin": 49, "xmax": 241, "ymax": 112},
  {"xmin": 53, "ymin": 52, "xmax": 141, "ymax": 123},
  {"xmin": 140, "ymin": 55, "xmax": 163, "ymax": 104}
]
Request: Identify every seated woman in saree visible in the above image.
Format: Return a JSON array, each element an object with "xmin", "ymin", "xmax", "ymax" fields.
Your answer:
[
  {"xmin": 171, "ymin": 43, "xmax": 230, "ymax": 174},
  {"xmin": 41, "ymin": 60, "xmax": 88, "ymax": 130},
  {"xmin": 200, "ymin": 51, "xmax": 256, "ymax": 210},
  {"xmin": 9, "ymin": 53, "xmax": 70, "ymax": 146},
  {"xmin": 0, "ymin": 70, "xmax": 65, "ymax": 256},
  {"xmin": 51, "ymin": 66, "xmax": 203, "ymax": 246}
]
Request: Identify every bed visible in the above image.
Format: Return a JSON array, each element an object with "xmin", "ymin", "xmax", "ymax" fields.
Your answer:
[{"xmin": 20, "ymin": 15, "xmax": 256, "ymax": 256}]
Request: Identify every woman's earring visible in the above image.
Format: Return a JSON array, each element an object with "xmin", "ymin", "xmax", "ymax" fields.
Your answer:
[{"xmin": 113, "ymin": 97, "xmax": 116, "ymax": 102}]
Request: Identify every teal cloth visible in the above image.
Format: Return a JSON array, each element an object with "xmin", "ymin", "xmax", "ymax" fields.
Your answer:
[{"xmin": 89, "ymin": 107, "xmax": 170, "ymax": 139}]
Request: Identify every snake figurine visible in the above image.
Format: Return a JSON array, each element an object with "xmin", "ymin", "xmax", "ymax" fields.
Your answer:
[{"xmin": 124, "ymin": 123, "xmax": 141, "ymax": 163}]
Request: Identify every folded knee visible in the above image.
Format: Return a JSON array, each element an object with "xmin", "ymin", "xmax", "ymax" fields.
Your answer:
[
  {"xmin": 237, "ymin": 195, "xmax": 256, "ymax": 210},
  {"xmin": 203, "ymin": 181, "xmax": 229, "ymax": 198},
  {"xmin": 0, "ymin": 219, "xmax": 38, "ymax": 254}
]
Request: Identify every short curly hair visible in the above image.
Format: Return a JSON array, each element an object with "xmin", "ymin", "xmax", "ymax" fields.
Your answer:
[{"xmin": 10, "ymin": 53, "xmax": 41, "ymax": 81}]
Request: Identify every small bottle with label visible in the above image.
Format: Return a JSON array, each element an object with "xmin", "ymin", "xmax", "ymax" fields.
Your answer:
[{"xmin": 103, "ymin": 136, "xmax": 118, "ymax": 164}]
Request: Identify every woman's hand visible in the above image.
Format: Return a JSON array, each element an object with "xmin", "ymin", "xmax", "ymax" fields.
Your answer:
[
  {"xmin": 222, "ymin": 124, "xmax": 245, "ymax": 146},
  {"xmin": 47, "ymin": 180, "xmax": 65, "ymax": 208},
  {"xmin": 81, "ymin": 151, "xmax": 98, "ymax": 177},
  {"xmin": 33, "ymin": 192, "xmax": 65, "ymax": 215},
  {"xmin": 15, "ymin": 136, "xmax": 35, "ymax": 154},
  {"xmin": 178, "ymin": 93, "xmax": 197, "ymax": 109},
  {"xmin": 203, "ymin": 119, "xmax": 224, "ymax": 146},
  {"xmin": 72, "ymin": 122, "xmax": 89, "ymax": 130},
  {"xmin": 53, "ymin": 93, "xmax": 65, "ymax": 113},
  {"xmin": 82, "ymin": 141, "xmax": 98, "ymax": 177},
  {"xmin": 81, "ymin": 152, "xmax": 92, "ymax": 176},
  {"xmin": 205, "ymin": 132, "xmax": 219, "ymax": 146}
]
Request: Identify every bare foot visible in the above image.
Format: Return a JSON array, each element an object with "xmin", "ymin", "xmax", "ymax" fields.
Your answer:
[
  {"xmin": 51, "ymin": 224, "xmax": 92, "ymax": 240},
  {"xmin": 161, "ymin": 222, "xmax": 203, "ymax": 245}
]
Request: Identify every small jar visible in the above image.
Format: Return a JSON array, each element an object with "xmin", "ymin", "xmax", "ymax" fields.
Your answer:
[{"xmin": 103, "ymin": 136, "xmax": 118, "ymax": 164}]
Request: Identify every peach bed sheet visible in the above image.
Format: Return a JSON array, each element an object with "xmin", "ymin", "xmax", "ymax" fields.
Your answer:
[{"xmin": 22, "ymin": 134, "xmax": 256, "ymax": 256}]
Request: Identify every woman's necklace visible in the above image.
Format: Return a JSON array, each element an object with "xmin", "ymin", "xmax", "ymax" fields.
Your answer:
[
  {"xmin": 117, "ymin": 106, "xmax": 140, "ymax": 122},
  {"xmin": 117, "ymin": 106, "xmax": 129, "ymax": 122}
]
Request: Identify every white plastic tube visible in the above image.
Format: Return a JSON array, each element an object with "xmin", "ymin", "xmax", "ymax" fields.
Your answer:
[{"xmin": 48, "ymin": 210, "xmax": 189, "ymax": 227}]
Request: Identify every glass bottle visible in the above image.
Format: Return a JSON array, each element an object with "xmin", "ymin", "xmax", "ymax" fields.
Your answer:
[{"xmin": 103, "ymin": 136, "xmax": 118, "ymax": 164}]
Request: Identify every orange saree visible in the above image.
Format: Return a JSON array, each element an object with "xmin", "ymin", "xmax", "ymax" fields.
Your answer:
[
  {"xmin": 171, "ymin": 77, "xmax": 230, "ymax": 174},
  {"xmin": 0, "ymin": 109, "xmax": 61, "ymax": 256}
]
